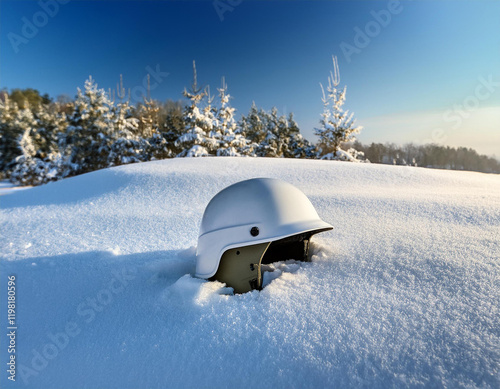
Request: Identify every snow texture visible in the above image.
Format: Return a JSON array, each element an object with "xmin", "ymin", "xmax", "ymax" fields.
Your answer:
[
  {"xmin": 0, "ymin": 181, "xmax": 32, "ymax": 195},
  {"xmin": 1, "ymin": 158, "xmax": 499, "ymax": 388}
]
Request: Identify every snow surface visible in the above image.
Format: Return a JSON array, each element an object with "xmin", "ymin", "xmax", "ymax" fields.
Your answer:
[
  {"xmin": 1, "ymin": 157, "xmax": 499, "ymax": 388},
  {"xmin": 0, "ymin": 181, "xmax": 32, "ymax": 196}
]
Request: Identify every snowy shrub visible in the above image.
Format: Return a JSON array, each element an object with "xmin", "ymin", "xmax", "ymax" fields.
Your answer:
[
  {"xmin": 321, "ymin": 148, "xmax": 365, "ymax": 162},
  {"xmin": 108, "ymin": 138, "xmax": 146, "ymax": 166},
  {"xmin": 9, "ymin": 156, "xmax": 60, "ymax": 186},
  {"xmin": 185, "ymin": 144, "xmax": 209, "ymax": 157},
  {"xmin": 146, "ymin": 132, "xmax": 172, "ymax": 161}
]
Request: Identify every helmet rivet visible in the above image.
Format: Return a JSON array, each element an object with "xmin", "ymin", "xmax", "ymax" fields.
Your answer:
[{"xmin": 250, "ymin": 226, "xmax": 259, "ymax": 237}]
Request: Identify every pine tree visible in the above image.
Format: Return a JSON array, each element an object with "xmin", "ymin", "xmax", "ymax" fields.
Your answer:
[
  {"xmin": 1, "ymin": 93, "xmax": 68, "ymax": 185},
  {"xmin": 9, "ymin": 104, "xmax": 56, "ymax": 186},
  {"xmin": 32, "ymin": 103, "xmax": 67, "ymax": 160},
  {"xmin": 134, "ymin": 75, "xmax": 161, "ymax": 140},
  {"xmin": 201, "ymin": 86, "xmax": 221, "ymax": 153},
  {"xmin": 113, "ymin": 75, "xmax": 138, "ymax": 139},
  {"xmin": 238, "ymin": 102, "xmax": 264, "ymax": 156},
  {"xmin": 10, "ymin": 129, "xmax": 46, "ymax": 186},
  {"xmin": 64, "ymin": 76, "xmax": 115, "ymax": 175},
  {"xmin": 161, "ymin": 100, "xmax": 185, "ymax": 149},
  {"xmin": 259, "ymin": 107, "xmax": 280, "ymax": 157},
  {"xmin": 281, "ymin": 113, "xmax": 316, "ymax": 158},
  {"xmin": 275, "ymin": 111, "xmax": 307, "ymax": 158},
  {"xmin": 240, "ymin": 104, "xmax": 276, "ymax": 157},
  {"xmin": 0, "ymin": 94, "xmax": 22, "ymax": 173},
  {"xmin": 240, "ymin": 104, "xmax": 311, "ymax": 158},
  {"xmin": 252, "ymin": 108, "xmax": 303, "ymax": 158},
  {"xmin": 214, "ymin": 78, "xmax": 249, "ymax": 156},
  {"xmin": 314, "ymin": 56, "xmax": 362, "ymax": 161},
  {"xmin": 107, "ymin": 75, "xmax": 148, "ymax": 166},
  {"xmin": 175, "ymin": 61, "xmax": 215, "ymax": 157},
  {"xmin": 288, "ymin": 132, "xmax": 317, "ymax": 158}
]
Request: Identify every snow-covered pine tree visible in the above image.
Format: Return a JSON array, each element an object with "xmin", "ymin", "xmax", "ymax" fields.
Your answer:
[
  {"xmin": 280, "ymin": 112, "xmax": 317, "ymax": 158},
  {"xmin": 252, "ymin": 108, "xmax": 304, "ymax": 158},
  {"xmin": 140, "ymin": 75, "xmax": 173, "ymax": 161},
  {"xmin": 314, "ymin": 56, "xmax": 363, "ymax": 161},
  {"xmin": 202, "ymin": 86, "xmax": 221, "ymax": 153},
  {"xmin": 9, "ymin": 102, "xmax": 63, "ymax": 186},
  {"xmin": 214, "ymin": 78, "xmax": 249, "ymax": 156},
  {"xmin": 261, "ymin": 107, "xmax": 280, "ymax": 157},
  {"xmin": 239, "ymin": 105, "xmax": 272, "ymax": 157},
  {"xmin": 31, "ymin": 102, "xmax": 68, "ymax": 182},
  {"xmin": 276, "ymin": 111, "xmax": 309, "ymax": 158},
  {"xmin": 289, "ymin": 134, "xmax": 317, "ymax": 159},
  {"xmin": 135, "ymin": 75, "xmax": 160, "ymax": 140},
  {"xmin": 146, "ymin": 131, "xmax": 172, "ymax": 161},
  {"xmin": 238, "ymin": 102, "xmax": 264, "ymax": 156},
  {"xmin": 0, "ymin": 94, "xmax": 21, "ymax": 174},
  {"xmin": 113, "ymin": 75, "xmax": 138, "ymax": 139},
  {"xmin": 161, "ymin": 100, "xmax": 185, "ymax": 152},
  {"xmin": 64, "ymin": 76, "xmax": 115, "ymax": 175},
  {"xmin": 108, "ymin": 75, "xmax": 147, "ymax": 166},
  {"xmin": 0, "ymin": 92, "xmax": 69, "ymax": 185},
  {"xmin": 30, "ymin": 102, "xmax": 67, "ymax": 161},
  {"xmin": 175, "ymin": 61, "xmax": 217, "ymax": 157},
  {"xmin": 10, "ymin": 130, "xmax": 47, "ymax": 186},
  {"xmin": 9, "ymin": 105, "xmax": 38, "ymax": 183}
]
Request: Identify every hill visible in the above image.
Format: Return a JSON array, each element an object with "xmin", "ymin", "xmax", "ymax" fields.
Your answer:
[{"xmin": 1, "ymin": 157, "xmax": 499, "ymax": 388}]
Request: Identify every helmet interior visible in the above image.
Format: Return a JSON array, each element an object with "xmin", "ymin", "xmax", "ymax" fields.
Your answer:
[{"xmin": 212, "ymin": 228, "xmax": 331, "ymax": 294}]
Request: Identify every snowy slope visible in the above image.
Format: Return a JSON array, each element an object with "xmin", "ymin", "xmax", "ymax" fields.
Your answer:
[{"xmin": 1, "ymin": 158, "xmax": 499, "ymax": 389}]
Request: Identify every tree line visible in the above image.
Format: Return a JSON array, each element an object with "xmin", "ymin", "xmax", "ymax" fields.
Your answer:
[
  {"xmin": 0, "ymin": 60, "xmax": 498, "ymax": 186},
  {"xmin": 354, "ymin": 142, "xmax": 500, "ymax": 173}
]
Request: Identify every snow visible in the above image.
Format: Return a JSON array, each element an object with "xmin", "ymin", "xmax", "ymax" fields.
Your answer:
[
  {"xmin": 0, "ymin": 181, "xmax": 32, "ymax": 196},
  {"xmin": 1, "ymin": 158, "xmax": 499, "ymax": 388}
]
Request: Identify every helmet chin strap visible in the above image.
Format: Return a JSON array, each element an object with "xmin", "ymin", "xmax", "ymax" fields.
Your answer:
[{"xmin": 303, "ymin": 238, "xmax": 310, "ymax": 262}]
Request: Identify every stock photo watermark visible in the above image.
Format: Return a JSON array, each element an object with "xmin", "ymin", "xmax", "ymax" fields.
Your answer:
[
  {"xmin": 17, "ymin": 267, "xmax": 137, "ymax": 385},
  {"xmin": 424, "ymin": 74, "xmax": 500, "ymax": 144},
  {"xmin": 6, "ymin": 275, "xmax": 17, "ymax": 382},
  {"xmin": 130, "ymin": 65, "xmax": 169, "ymax": 104},
  {"xmin": 340, "ymin": 0, "xmax": 404, "ymax": 63},
  {"xmin": 213, "ymin": 0, "xmax": 242, "ymax": 22},
  {"xmin": 8, "ymin": 0, "xmax": 70, "ymax": 54}
]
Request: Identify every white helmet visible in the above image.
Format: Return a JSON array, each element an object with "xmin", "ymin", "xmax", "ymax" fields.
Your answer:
[{"xmin": 196, "ymin": 178, "xmax": 332, "ymax": 293}]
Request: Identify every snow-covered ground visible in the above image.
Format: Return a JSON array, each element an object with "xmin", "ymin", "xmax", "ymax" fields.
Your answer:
[
  {"xmin": 0, "ymin": 181, "xmax": 31, "ymax": 196},
  {"xmin": 1, "ymin": 157, "xmax": 499, "ymax": 388}
]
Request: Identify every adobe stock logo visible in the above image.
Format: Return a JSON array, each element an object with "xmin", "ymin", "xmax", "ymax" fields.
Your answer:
[
  {"xmin": 340, "ymin": 0, "xmax": 404, "ymax": 63},
  {"xmin": 8, "ymin": 0, "xmax": 70, "ymax": 54},
  {"xmin": 18, "ymin": 267, "xmax": 137, "ymax": 385},
  {"xmin": 213, "ymin": 0, "xmax": 242, "ymax": 22},
  {"xmin": 130, "ymin": 65, "xmax": 170, "ymax": 104},
  {"xmin": 423, "ymin": 75, "xmax": 500, "ymax": 144}
]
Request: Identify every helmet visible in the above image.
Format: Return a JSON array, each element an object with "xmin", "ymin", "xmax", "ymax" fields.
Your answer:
[{"xmin": 196, "ymin": 178, "xmax": 332, "ymax": 293}]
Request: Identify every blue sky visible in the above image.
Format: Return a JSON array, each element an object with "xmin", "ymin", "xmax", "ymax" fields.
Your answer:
[{"xmin": 1, "ymin": 0, "xmax": 499, "ymax": 156}]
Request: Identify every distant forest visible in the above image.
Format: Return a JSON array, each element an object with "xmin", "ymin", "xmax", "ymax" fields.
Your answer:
[
  {"xmin": 1, "ymin": 67, "xmax": 499, "ymax": 186},
  {"xmin": 353, "ymin": 141, "xmax": 499, "ymax": 173}
]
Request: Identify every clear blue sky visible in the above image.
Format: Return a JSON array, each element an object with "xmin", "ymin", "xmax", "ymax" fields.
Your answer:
[{"xmin": 1, "ymin": 0, "xmax": 499, "ymax": 156}]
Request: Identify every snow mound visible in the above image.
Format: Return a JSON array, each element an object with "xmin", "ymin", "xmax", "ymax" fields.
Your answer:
[{"xmin": 1, "ymin": 157, "xmax": 499, "ymax": 388}]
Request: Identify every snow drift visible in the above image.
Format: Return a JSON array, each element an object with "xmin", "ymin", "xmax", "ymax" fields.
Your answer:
[{"xmin": 1, "ymin": 157, "xmax": 499, "ymax": 388}]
